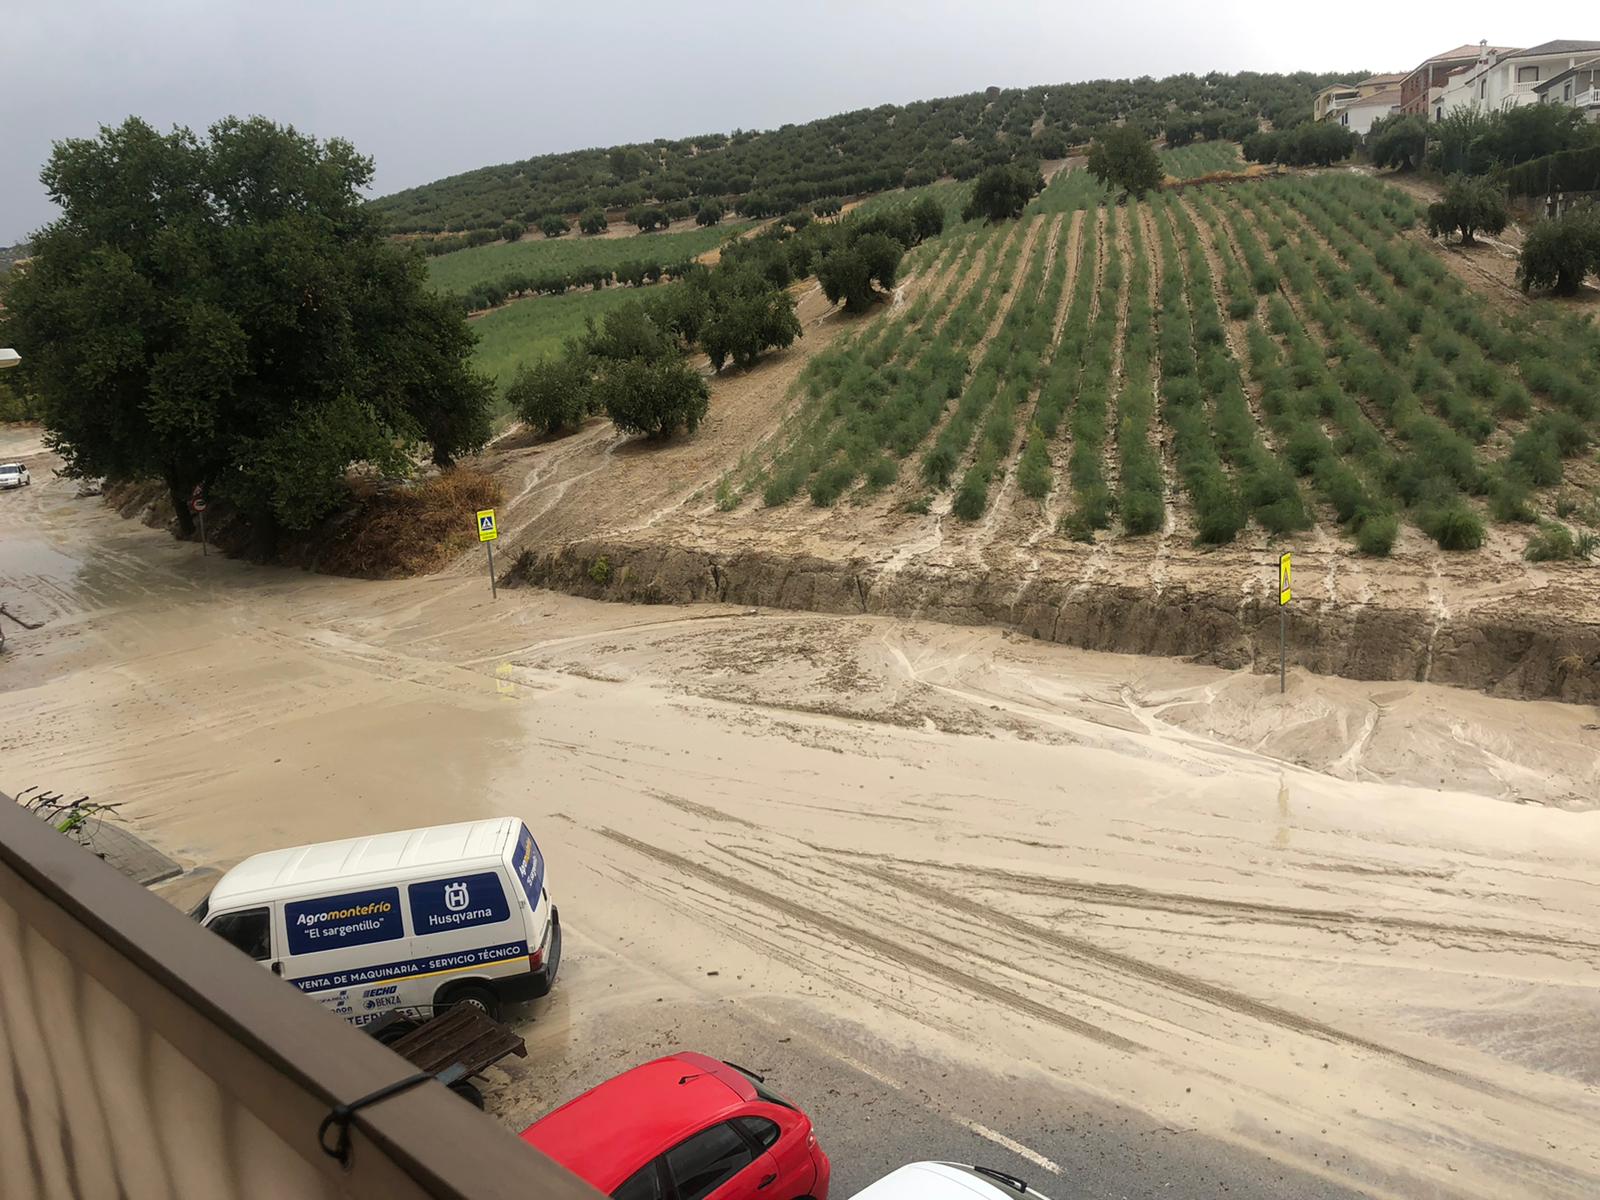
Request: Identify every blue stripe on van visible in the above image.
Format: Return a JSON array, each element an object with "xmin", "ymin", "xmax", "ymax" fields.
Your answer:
[{"xmin": 289, "ymin": 940, "xmax": 528, "ymax": 993}]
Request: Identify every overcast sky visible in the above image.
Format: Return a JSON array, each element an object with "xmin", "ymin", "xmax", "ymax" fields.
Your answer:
[{"xmin": 4, "ymin": 1, "xmax": 1591, "ymax": 243}]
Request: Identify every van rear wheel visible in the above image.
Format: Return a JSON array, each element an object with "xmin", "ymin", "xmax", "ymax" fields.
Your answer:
[
  {"xmin": 436, "ymin": 982, "xmax": 500, "ymax": 1020},
  {"xmin": 449, "ymin": 1080, "xmax": 485, "ymax": 1109}
]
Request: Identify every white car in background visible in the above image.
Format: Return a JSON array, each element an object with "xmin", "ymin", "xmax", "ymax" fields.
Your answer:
[
  {"xmin": 850, "ymin": 1162, "xmax": 1053, "ymax": 1198},
  {"xmin": 0, "ymin": 463, "xmax": 30, "ymax": 489}
]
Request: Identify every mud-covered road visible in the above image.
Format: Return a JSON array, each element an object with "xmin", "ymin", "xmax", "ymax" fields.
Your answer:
[{"xmin": 3, "ymin": 430, "xmax": 1599, "ymax": 1199}]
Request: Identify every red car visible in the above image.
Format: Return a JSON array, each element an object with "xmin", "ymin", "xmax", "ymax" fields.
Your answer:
[{"xmin": 521, "ymin": 1052, "xmax": 831, "ymax": 1200}]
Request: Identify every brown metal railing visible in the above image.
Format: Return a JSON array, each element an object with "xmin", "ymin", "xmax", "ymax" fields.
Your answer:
[{"xmin": 0, "ymin": 794, "xmax": 602, "ymax": 1199}]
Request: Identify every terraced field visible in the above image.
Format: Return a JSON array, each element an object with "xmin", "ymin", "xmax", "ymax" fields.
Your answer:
[{"xmin": 735, "ymin": 169, "xmax": 1600, "ymax": 559}]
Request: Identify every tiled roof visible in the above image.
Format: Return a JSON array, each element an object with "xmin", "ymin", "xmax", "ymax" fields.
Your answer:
[
  {"xmin": 1353, "ymin": 89, "xmax": 1403, "ymax": 108},
  {"xmin": 1505, "ymin": 39, "xmax": 1600, "ymax": 59},
  {"xmin": 1358, "ymin": 73, "xmax": 1406, "ymax": 86},
  {"xmin": 1418, "ymin": 43, "xmax": 1519, "ymax": 66}
]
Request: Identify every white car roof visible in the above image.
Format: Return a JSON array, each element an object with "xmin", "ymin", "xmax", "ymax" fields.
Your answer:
[
  {"xmin": 848, "ymin": 1162, "xmax": 1049, "ymax": 1200},
  {"xmin": 208, "ymin": 817, "xmax": 520, "ymax": 910}
]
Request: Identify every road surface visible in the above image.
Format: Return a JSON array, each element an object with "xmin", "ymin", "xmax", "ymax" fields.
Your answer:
[{"xmin": 3, "ymin": 430, "xmax": 1597, "ymax": 1199}]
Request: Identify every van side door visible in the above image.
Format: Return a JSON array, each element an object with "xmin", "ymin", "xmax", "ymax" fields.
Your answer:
[{"xmin": 205, "ymin": 907, "xmax": 277, "ymax": 972}]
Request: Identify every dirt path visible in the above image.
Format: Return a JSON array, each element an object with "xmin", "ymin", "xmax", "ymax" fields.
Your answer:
[{"xmin": 5, "ymin": 446, "xmax": 1600, "ymax": 1199}]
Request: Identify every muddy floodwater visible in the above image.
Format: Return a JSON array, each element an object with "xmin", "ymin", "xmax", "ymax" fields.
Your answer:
[{"xmin": 3, "ymin": 429, "xmax": 1598, "ymax": 1199}]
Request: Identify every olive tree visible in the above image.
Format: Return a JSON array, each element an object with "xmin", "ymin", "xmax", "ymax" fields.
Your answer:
[
  {"xmin": 1518, "ymin": 207, "xmax": 1600, "ymax": 295},
  {"xmin": 1426, "ymin": 175, "xmax": 1508, "ymax": 246},
  {"xmin": 597, "ymin": 358, "xmax": 709, "ymax": 438},
  {"xmin": 1086, "ymin": 126, "xmax": 1164, "ymax": 198},
  {"xmin": 962, "ymin": 162, "xmax": 1044, "ymax": 221},
  {"xmin": 504, "ymin": 355, "xmax": 592, "ymax": 435}
]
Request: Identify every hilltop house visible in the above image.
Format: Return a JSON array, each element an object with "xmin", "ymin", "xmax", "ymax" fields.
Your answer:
[
  {"xmin": 1335, "ymin": 88, "xmax": 1404, "ymax": 136},
  {"xmin": 1436, "ymin": 40, "xmax": 1600, "ymax": 118},
  {"xmin": 1399, "ymin": 42, "xmax": 1521, "ymax": 118},
  {"xmin": 1313, "ymin": 73, "xmax": 1405, "ymax": 123},
  {"xmin": 1533, "ymin": 55, "xmax": 1600, "ymax": 120}
]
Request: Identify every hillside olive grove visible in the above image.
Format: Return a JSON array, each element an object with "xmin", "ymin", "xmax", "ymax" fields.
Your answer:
[{"xmin": 372, "ymin": 71, "xmax": 1353, "ymax": 237}]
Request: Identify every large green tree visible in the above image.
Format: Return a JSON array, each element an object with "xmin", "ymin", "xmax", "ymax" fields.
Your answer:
[
  {"xmin": 816, "ymin": 232, "xmax": 903, "ymax": 311},
  {"xmin": 1518, "ymin": 207, "xmax": 1600, "ymax": 295},
  {"xmin": 1426, "ymin": 175, "xmax": 1509, "ymax": 246},
  {"xmin": 701, "ymin": 273, "xmax": 802, "ymax": 372},
  {"xmin": 0, "ymin": 116, "xmax": 492, "ymax": 536},
  {"xmin": 596, "ymin": 358, "xmax": 709, "ymax": 438},
  {"xmin": 1086, "ymin": 127, "xmax": 1164, "ymax": 198},
  {"xmin": 1367, "ymin": 115, "xmax": 1429, "ymax": 171},
  {"xmin": 963, "ymin": 162, "xmax": 1045, "ymax": 221}
]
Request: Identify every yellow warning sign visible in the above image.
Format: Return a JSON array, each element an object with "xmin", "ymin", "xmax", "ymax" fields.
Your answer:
[
  {"xmin": 476, "ymin": 509, "xmax": 498, "ymax": 542},
  {"xmin": 1278, "ymin": 552, "xmax": 1291, "ymax": 606}
]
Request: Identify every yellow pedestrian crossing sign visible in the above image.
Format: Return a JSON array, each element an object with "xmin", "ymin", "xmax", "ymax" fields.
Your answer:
[
  {"xmin": 476, "ymin": 509, "xmax": 498, "ymax": 542},
  {"xmin": 1278, "ymin": 552, "xmax": 1291, "ymax": 606}
]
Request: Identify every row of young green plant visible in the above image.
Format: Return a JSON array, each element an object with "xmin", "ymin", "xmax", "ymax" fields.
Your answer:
[
  {"xmin": 1157, "ymin": 140, "xmax": 1242, "ymax": 180},
  {"xmin": 1236, "ymin": 180, "xmax": 1494, "ymax": 550},
  {"xmin": 943, "ymin": 213, "xmax": 1076, "ymax": 520},
  {"xmin": 1241, "ymin": 175, "xmax": 1583, "ymax": 551},
  {"xmin": 1108, "ymin": 205, "xmax": 1165, "ymax": 535},
  {"xmin": 1189, "ymin": 184, "xmax": 1420, "ymax": 553},
  {"xmin": 747, "ymin": 227, "xmax": 1002, "ymax": 506},
  {"xmin": 1154, "ymin": 193, "xmax": 1312, "ymax": 541},
  {"xmin": 1277, "ymin": 178, "xmax": 1599, "ymax": 494},
  {"xmin": 754, "ymin": 198, "xmax": 1098, "ymax": 513},
  {"xmin": 1015, "ymin": 211, "xmax": 1099, "ymax": 505},
  {"xmin": 1269, "ymin": 174, "xmax": 1600, "ymax": 557},
  {"xmin": 829, "ymin": 219, "xmax": 1026, "ymax": 504}
]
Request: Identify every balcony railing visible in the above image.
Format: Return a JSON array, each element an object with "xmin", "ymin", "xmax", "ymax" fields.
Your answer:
[
  {"xmin": 0, "ymin": 793, "xmax": 603, "ymax": 1200},
  {"xmin": 1576, "ymin": 88, "xmax": 1599, "ymax": 109}
]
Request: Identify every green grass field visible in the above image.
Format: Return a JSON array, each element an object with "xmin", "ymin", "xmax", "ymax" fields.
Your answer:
[
  {"xmin": 426, "ymin": 223, "xmax": 749, "ymax": 296},
  {"xmin": 1160, "ymin": 140, "xmax": 1243, "ymax": 178},
  {"xmin": 470, "ymin": 285, "xmax": 659, "ymax": 395}
]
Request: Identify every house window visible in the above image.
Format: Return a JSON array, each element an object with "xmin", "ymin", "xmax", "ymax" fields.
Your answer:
[
  {"xmin": 1565, "ymin": 82, "xmax": 1574, "ymax": 101},
  {"xmin": 1479, "ymin": 80, "xmax": 1486, "ymax": 100},
  {"xmin": 1517, "ymin": 65, "xmax": 1539, "ymax": 84}
]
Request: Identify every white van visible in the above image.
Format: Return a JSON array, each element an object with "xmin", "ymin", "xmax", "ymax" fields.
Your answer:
[{"xmin": 194, "ymin": 817, "xmax": 559, "ymax": 1024}]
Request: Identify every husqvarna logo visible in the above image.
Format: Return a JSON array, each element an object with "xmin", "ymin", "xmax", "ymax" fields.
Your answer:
[{"xmin": 444, "ymin": 881, "xmax": 471, "ymax": 912}]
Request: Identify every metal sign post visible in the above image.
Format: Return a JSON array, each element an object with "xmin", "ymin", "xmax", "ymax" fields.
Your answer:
[
  {"xmin": 1278, "ymin": 552, "xmax": 1291, "ymax": 694},
  {"xmin": 476, "ymin": 508, "xmax": 499, "ymax": 599},
  {"xmin": 189, "ymin": 485, "xmax": 209, "ymax": 557}
]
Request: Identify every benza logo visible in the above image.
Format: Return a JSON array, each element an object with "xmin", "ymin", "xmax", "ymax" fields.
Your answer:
[{"xmin": 445, "ymin": 881, "xmax": 470, "ymax": 912}]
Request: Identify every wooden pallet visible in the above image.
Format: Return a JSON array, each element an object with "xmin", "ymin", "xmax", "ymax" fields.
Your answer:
[{"xmin": 385, "ymin": 1004, "xmax": 527, "ymax": 1079}]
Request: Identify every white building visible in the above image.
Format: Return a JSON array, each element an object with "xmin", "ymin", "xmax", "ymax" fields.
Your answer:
[
  {"xmin": 1336, "ymin": 88, "xmax": 1403, "ymax": 136},
  {"xmin": 1436, "ymin": 39, "xmax": 1600, "ymax": 117},
  {"xmin": 1533, "ymin": 55, "xmax": 1600, "ymax": 120},
  {"xmin": 1314, "ymin": 74, "xmax": 1404, "ymax": 124}
]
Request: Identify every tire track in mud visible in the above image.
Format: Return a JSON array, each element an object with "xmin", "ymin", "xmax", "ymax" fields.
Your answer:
[
  {"xmin": 597, "ymin": 828, "xmax": 1142, "ymax": 1055},
  {"xmin": 829, "ymin": 850, "xmax": 1600, "ymax": 954},
  {"xmin": 849, "ymin": 860, "xmax": 1542, "ymax": 1104}
]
